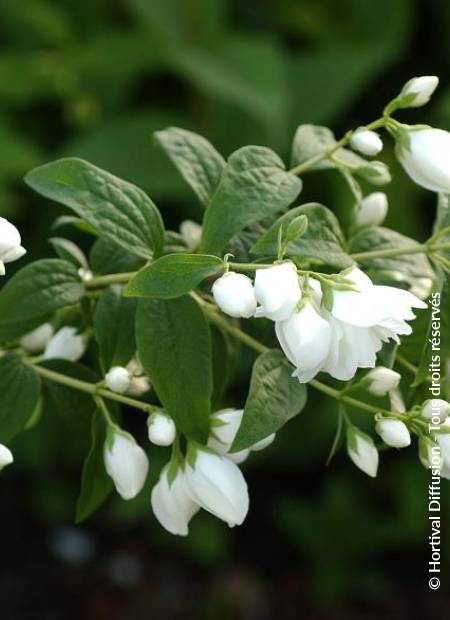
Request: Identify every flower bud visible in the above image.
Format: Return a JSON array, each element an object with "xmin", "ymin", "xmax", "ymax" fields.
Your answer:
[
  {"xmin": 151, "ymin": 465, "xmax": 199, "ymax": 535},
  {"xmin": 375, "ymin": 418, "xmax": 411, "ymax": 448},
  {"xmin": 184, "ymin": 447, "xmax": 249, "ymax": 527},
  {"xmin": 0, "ymin": 217, "xmax": 26, "ymax": 276},
  {"xmin": 148, "ymin": 412, "xmax": 176, "ymax": 446},
  {"xmin": 396, "ymin": 127, "xmax": 450, "ymax": 193},
  {"xmin": 421, "ymin": 399, "xmax": 450, "ymax": 424},
  {"xmin": 355, "ymin": 161, "xmax": 391, "ymax": 186},
  {"xmin": 399, "ymin": 76, "xmax": 439, "ymax": 108},
  {"xmin": 105, "ymin": 366, "xmax": 132, "ymax": 394},
  {"xmin": 409, "ymin": 277, "xmax": 433, "ymax": 300},
  {"xmin": 347, "ymin": 427, "xmax": 379, "ymax": 478},
  {"xmin": 208, "ymin": 408, "xmax": 249, "ymax": 464},
  {"xmin": 355, "ymin": 192, "xmax": 388, "ymax": 228},
  {"xmin": 419, "ymin": 436, "xmax": 442, "ymax": 470},
  {"xmin": 366, "ymin": 367, "xmax": 401, "ymax": 396},
  {"xmin": 350, "ymin": 128, "xmax": 383, "ymax": 156},
  {"xmin": 254, "ymin": 262, "xmax": 301, "ymax": 321},
  {"xmin": 251, "ymin": 433, "xmax": 276, "ymax": 451},
  {"xmin": 126, "ymin": 376, "xmax": 151, "ymax": 397},
  {"xmin": 20, "ymin": 323, "xmax": 54, "ymax": 353},
  {"xmin": 0, "ymin": 444, "xmax": 13, "ymax": 471},
  {"xmin": 180, "ymin": 220, "xmax": 202, "ymax": 250},
  {"xmin": 212, "ymin": 272, "xmax": 257, "ymax": 318},
  {"xmin": 43, "ymin": 326, "xmax": 86, "ymax": 362},
  {"xmin": 104, "ymin": 429, "xmax": 149, "ymax": 500}
]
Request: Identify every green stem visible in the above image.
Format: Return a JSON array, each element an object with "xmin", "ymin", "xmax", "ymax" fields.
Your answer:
[
  {"xmin": 29, "ymin": 363, "xmax": 159, "ymax": 413},
  {"xmin": 350, "ymin": 242, "xmax": 450, "ymax": 262},
  {"xmin": 289, "ymin": 117, "xmax": 385, "ymax": 176},
  {"xmin": 86, "ymin": 272, "xmax": 136, "ymax": 289},
  {"xmin": 200, "ymin": 302, "xmax": 383, "ymax": 416}
]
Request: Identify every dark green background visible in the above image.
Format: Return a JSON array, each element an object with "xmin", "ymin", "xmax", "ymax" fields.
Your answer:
[{"xmin": 1, "ymin": 1, "xmax": 449, "ymax": 618}]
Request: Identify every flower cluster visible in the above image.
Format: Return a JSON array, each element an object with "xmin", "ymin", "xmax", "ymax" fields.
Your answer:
[{"xmin": 213, "ymin": 262, "xmax": 426, "ymax": 383}]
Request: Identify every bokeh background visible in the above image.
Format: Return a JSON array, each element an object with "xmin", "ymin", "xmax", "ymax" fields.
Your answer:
[{"xmin": 1, "ymin": 0, "xmax": 450, "ymax": 618}]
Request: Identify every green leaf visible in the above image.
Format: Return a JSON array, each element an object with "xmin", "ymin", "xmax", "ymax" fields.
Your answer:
[
  {"xmin": 251, "ymin": 203, "xmax": 353, "ymax": 269},
  {"xmin": 89, "ymin": 237, "xmax": 145, "ymax": 276},
  {"xmin": 93, "ymin": 288, "xmax": 137, "ymax": 370},
  {"xmin": 124, "ymin": 254, "xmax": 223, "ymax": 299},
  {"xmin": 349, "ymin": 227, "xmax": 433, "ymax": 287},
  {"xmin": 154, "ymin": 127, "xmax": 225, "ymax": 206},
  {"xmin": 290, "ymin": 124, "xmax": 337, "ymax": 170},
  {"xmin": 0, "ymin": 314, "xmax": 53, "ymax": 343},
  {"xmin": 0, "ymin": 354, "xmax": 41, "ymax": 442},
  {"xmin": 199, "ymin": 146, "xmax": 302, "ymax": 255},
  {"xmin": 25, "ymin": 157, "xmax": 165, "ymax": 260},
  {"xmin": 41, "ymin": 360, "xmax": 99, "ymax": 432},
  {"xmin": 0, "ymin": 259, "xmax": 84, "ymax": 336},
  {"xmin": 136, "ymin": 296, "xmax": 212, "ymax": 442},
  {"xmin": 49, "ymin": 237, "xmax": 89, "ymax": 269},
  {"xmin": 76, "ymin": 409, "xmax": 113, "ymax": 523},
  {"xmin": 231, "ymin": 350, "xmax": 307, "ymax": 452}
]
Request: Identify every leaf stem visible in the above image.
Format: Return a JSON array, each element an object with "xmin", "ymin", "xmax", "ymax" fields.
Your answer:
[
  {"xmin": 85, "ymin": 272, "xmax": 136, "ymax": 289},
  {"xmin": 350, "ymin": 242, "xmax": 450, "ymax": 262},
  {"xmin": 28, "ymin": 363, "xmax": 159, "ymax": 413}
]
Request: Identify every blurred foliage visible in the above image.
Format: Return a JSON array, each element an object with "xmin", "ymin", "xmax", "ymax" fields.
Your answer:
[{"xmin": 2, "ymin": 0, "xmax": 450, "ymax": 615}]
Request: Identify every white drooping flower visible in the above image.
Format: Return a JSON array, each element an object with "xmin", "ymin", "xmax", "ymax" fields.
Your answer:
[
  {"xmin": 399, "ymin": 76, "xmax": 439, "ymax": 108},
  {"xmin": 104, "ymin": 429, "xmax": 149, "ymax": 500},
  {"xmin": 0, "ymin": 444, "xmax": 13, "ymax": 471},
  {"xmin": 212, "ymin": 272, "xmax": 257, "ymax": 318},
  {"xmin": 184, "ymin": 447, "xmax": 249, "ymax": 527},
  {"xmin": 320, "ymin": 267, "xmax": 426, "ymax": 381},
  {"xmin": 105, "ymin": 366, "xmax": 131, "ymax": 394},
  {"xmin": 254, "ymin": 261, "xmax": 301, "ymax": 321},
  {"xmin": 375, "ymin": 418, "xmax": 411, "ymax": 448},
  {"xmin": 0, "ymin": 217, "xmax": 26, "ymax": 276},
  {"xmin": 20, "ymin": 323, "xmax": 54, "ymax": 353},
  {"xmin": 208, "ymin": 408, "xmax": 276, "ymax": 464},
  {"xmin": 350, "ymin": 128, "xmax": 383, "ymax": 156},
  {"xmin": 151, "ymin": 465, "xmax": 199, "ymax": 536},
  {"xmin": 275, "ymin": 299, "xmax": 331, "ymax": 383},
  {"xmin": 347, "ymin": 427, "xmax": 379, "ymax": 478},
  {"xmin": 355, "ymin": 192, "xmax": 388, "ymax": 228},
  {"xmin": 396, "ymin": 127, "xmax": 450, "ymax": 193},
  {"xmin": 147, "ymin": 412, "xmax": 176, "ymax": 447},
  {"xmin": 43, "ymin": 326, "xmax": 86, "ymax": 362},
  {"xmin": 208, "ymin": 408, "xmax": 249, "ymax": 464},
  {"xmin": 366, "ymin": 367, "xmax": 401, "ymax": 396},
  {"xmin": 421, "ymin": 399, "xmax": 450, "ymax": 424}
]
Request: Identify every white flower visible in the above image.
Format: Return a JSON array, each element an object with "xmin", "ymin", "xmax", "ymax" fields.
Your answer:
[
  {"xmin": 151, "ymin": 465, "xmax": 199, "ymax": 536},
  {"xmin": 347, "ymin": 427, "xmax": 379, "ymax": 478},
  {"xmin": 419, "ymin": 436, "xmax": 443, "ymax": 470},
  {"xmin": 366, "ymin": 367, "xmax": 401, "ymax": 396},
  {"xmin": 208, "ymin": 408, "xmax": 249, "ymax": 464},
  {"xmin": 105, "ymin": 366, "xmax": 131, "ymax": 394},
  {"xmin": 212, "ymin": 272, "xmax": 257, "ymax": 318},
  {"xmin": 254, "ymin": 262, "xmax": 301, "ymax": 321},
  {"xmin": 275, "ymin": 300, "xmax": 331, "ymax": 383},
  {"xmin": 355, "ymin": 192, "xmax": 388, "ymax": 228},
  {"xmin": 251, "ymin": 433, "xmax": 276, "ymax": 451},
  {"xmin": 148, "ymin": 412, "xmax": 176, "ymax": 447},
  {"xmin": 350, "ymin": 128, "xmax": 383, "ymax": 156},
  {"xmin": 0, "ymin": 444, "xmax": 13, "ymax": 471},
  {"xmin": 180, "ymin": 220, "xmax": 202, "ymax": 250},
  {"xmin": 421, "ymin": 399, "xmax": 450, "ymax": 424},
  {"xmin": 43, "ymin": 326, "xmax": 86, "ymax": 362},
  {"xmin": 126, "ymin": 376, "xmax": 151, "ymax": 397},
  {"xmin": 399, "ymin": 76, "xmax": 439, "ymax": 108},
  {"xmin": 184, "ymin": 447, "xmax": 249, "ymax": 527},
  {"xmin": 104, "ymin": 430, "xmax": 149, "ymax": 500},
  {"xmin": 20, "ymin": 323, "xmax": 54, "ymax": 353},
  {"xmin": 396, "ymin": 128, "xmax": 450, "ymax": 193},
  {"xmin": 0, "ymin": 217, "xmax": 26, "ymax": 276},
  {"xmin": 437, "ymin": 425, "xmax": 450, "ymax": 479},
  {"xmin": 375, "ymin": 419, "xmax": 411, "ymax": 448}
]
